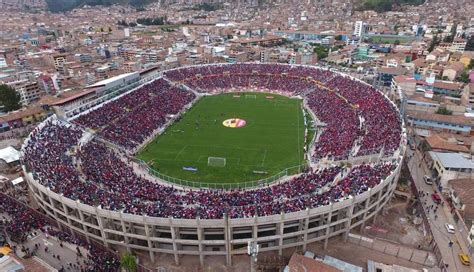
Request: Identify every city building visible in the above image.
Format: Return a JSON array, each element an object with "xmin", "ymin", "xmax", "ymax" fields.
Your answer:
[
  {"xmin": 6, "ymin": 79, "xmax": 43, "ymax": 105},
  {"xmin": 427, "ymin": 152, "xmax": 474, "ymax": 190},
  {"xmin": 462, "ymin": 84, "xmax": 474, "ymax": 109},
  {"xmin": 407, "ymin": 111, "xmax": 472, "ymax": 135},
  {"xmin": 353, "ymin": 21, "xmax": 364, "ymax": 37}
]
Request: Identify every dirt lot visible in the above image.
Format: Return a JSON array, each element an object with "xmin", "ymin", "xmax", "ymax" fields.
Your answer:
[{"xmin": 362, "ymin": 198, "xmax": 431, "ymax": 250}]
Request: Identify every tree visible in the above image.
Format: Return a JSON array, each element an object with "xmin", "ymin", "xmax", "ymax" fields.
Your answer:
[
  {"xmin": 468, "ymin": 59, "xmax": 474, "ymax": 70},
  {"xmin": 428, "ymin": 34, "xmax": 440, "ymax": 52},
  {"xmin": 108, "ymin": 27, "xmax": 112, "ymax": 32},
  {"xmin": 313, "ymin": 45, "xmax": 329, "ymax": 60},
  {"xmin": 100, "ymin": 27, "xmax": 104, "ymax": 32},
  {"xmin": 457, "ymin": 71, "xmax": 470, "ymax": 83},
  {"xmin": 436, "ymin": 107, "xmax": 452, "ymax": 115},
  {"xmin": 120, "ymin": 253, "xmax": 137, "ymax": 272},
  {"xmin": 335, "ymin": 35, "xmax": 343, "ymax": 41},
  {"xmin": 394, "ymin": 40, "xmax": 400, "ymax": 45},
  {"xmin": 443, "ymin": 23, "xmax": 457, "ymax": 43},
  {"xmin": 0, "ymin": 84, "xmax": 21, "ymax": 112}
]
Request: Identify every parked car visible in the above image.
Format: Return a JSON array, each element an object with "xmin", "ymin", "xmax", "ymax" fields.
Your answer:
[
  {"xmin": 424, "ymin": 175, "xmax": 433, "ymax": 185},
  {"xmin": 431, "ymin": 193, "xmax": 441, "ymax": 204},
  {"xmin": 445, "ymin": 223, "xmax": 455, "ymax": 234},
  {"xmin": 459, "ymin": 253, "xmax": 471, "ymax": 266}
]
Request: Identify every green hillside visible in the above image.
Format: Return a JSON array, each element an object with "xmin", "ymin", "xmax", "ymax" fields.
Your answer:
[
  {"xmin": 356, "ymin": 0, "xmax": 424, "ymax": 12},
  {"xmin": 45, "ymin": 0, "xmax": 153, "ymax": 12}
]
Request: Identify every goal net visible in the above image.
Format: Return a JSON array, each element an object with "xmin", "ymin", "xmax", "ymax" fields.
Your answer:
[
  {"xmin": 208, "ymin": 157, "xmax": 226, "ymax": 167},
  {"xmin": 245, "ymin": 94, "xmax": 257, "ymax": 99}
]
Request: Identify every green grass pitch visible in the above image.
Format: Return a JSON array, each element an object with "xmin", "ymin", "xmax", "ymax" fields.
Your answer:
[{"xmin": 136, "ymin": 92, "xmax": 306, "ymax": 186}]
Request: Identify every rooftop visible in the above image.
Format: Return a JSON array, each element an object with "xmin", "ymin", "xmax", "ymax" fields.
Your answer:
[
  {"xmin": 287, "ymin": 254, "xmax": 341, "ymax": 272},
  {"xmin": 378, "ymin": 66, "xmax": 407, "ymax": 76},
  {"xmin": 87, "ymin": 72, "xmax": 137, "ymax": 88},
  {"xmin": 449, "ymin": 179, "xmax": 474, "ymax": 220},
  {"xmin": 407, "ymin": 110, "xmax": 472, "ymax": 126},
  {"xmin": 0, "ymin": 105, "xmax": 45, "ymax": 123},
  {"xmin": 432, "ymin": 81, "xmax": 462, "ymax": 91},
  {"xmin": 0, "ymin": 146, "xmax": 19, "ymax": 164},
  {"xmin": 323, "ymin": 255, "xmax": 363, "ymax": 272},
  {"xmin": 429, "ymin": 151, "xmax": 474, "ymax": 170},
  {"xmin": 426, "ymin": 134, "xmax": 470, "ymax": 153}
]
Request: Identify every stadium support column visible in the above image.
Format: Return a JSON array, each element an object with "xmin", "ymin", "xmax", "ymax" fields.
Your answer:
[
  {"xmin": 278, "ymin": 213, "xmax": 284, "ymax": 256},
  {"xmin": 225, "ymin": 214, "xmax": 232, "ymax": 266},
  {"xmin": 343, "ymin": 198, "xmax": 356, "ymax": 242},
  {"xmin": 119, "ymin": 212, "xmax": 131, "ymax": 253},
  {"xmin": 170, "ymin": 218, "xmax": 180, "ymax": 265},
  {"xmin": 359, "ymin": 196, "xmax": 371, "ymax": 232},
  {"xmin": 59, "ymin": 195, "xmax": 73, "ymax": 227},
  {"xmin": 302, "ymin": 209, "xmax": 310, "ymax": 252},
  {"xmin": 143, "ymin": 216, "xmax": 155, "ymax": 263},
  {"xmin": 323, "ymin": 206, "xmax": 333, "ymax": 250},
  {"xmin": 76, "ymin": 204, "xmax": 91, "ymax": 244},
  {"xmin": 252, "ymin": 218, "xmax": 258, "ymax": 242},
  {"xmin": 197, "ymin": 218, "xmax": 204, "ymax": 266},
  {"xmin": 372, "ymin": 189, "xmax": 384, "ymax": 224},
  {"xmin": 95, "ymin": 211, "xmax": 109, "ymax": 248}
]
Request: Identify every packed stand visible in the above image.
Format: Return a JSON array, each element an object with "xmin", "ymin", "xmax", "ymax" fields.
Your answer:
[
  {"xmin": 22, "ymin": 120, "xmax": 124, "ymax": 207},
  {"xmin": 74, "ymin": 79, "xmax": 196, "ymax": 150},
  {"xmin": 0, "ymin": 194, "xmax": 120, "ymax": 271},
  {"xmin": 61, "ymin": 140, "xmax": 393, "ymax": 219},
  {"xmin": 164, "ymin": 63, "xmax": 333, "ymax": 95},
  {"xmin": 326, "ymin": 75, "xmax": 402, "ymax": 156},
  {"xmin": 306, "ymin": 88, "xmax": 360, "ymax": 160}
]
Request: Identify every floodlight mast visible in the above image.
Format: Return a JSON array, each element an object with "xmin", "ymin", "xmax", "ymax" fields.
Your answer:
[{"xmin": 247, "ymin": 241, "xmax": 259, "ymax": 272}]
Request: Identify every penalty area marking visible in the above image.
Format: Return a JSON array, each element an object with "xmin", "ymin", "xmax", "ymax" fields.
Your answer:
[
  {"xmin": 261, "ymin": 149, "xmax": 268, "ymax": 167},
  {"xmin": 174, "ymin": 145, "xmax": 188, "ymax": 161}
]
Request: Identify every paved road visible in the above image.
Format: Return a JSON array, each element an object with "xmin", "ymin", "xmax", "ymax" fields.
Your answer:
[
  {"xmin": 4, "ymin": 226, "xmax": 88, "ymax": 272},
  {"xmin": 407, "ymin": 147, "xmax": 473, "ymax": 272}
]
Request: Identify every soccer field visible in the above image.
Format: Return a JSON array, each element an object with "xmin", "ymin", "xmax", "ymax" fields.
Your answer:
[{"xmin": 136, "ymin": 92, "xmax": 306, "ymax": 187}]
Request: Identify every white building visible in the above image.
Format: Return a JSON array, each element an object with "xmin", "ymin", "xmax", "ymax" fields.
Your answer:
[
  {"xmin": 0, "ymin": 57, "xmax": 7, "ymax": 68},
  {"xmin": 427, "ymin": 152, "xmax": 474, "ymax": 191},
  {"xmin": 468, "ymin": 18, "xmax": 474, "ymax": 36},
  {"xmin": 451, "ymin": 38, "xmax": 467, "ymax": 53},
  {"xmin": 354, "ymin": 21, "xmax": 364, "ymax": 37}
]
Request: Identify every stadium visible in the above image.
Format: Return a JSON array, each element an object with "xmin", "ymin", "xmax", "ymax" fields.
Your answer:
[{"xmin": 21, "ymin": 63, "xmax": 406, "ymax": 266}]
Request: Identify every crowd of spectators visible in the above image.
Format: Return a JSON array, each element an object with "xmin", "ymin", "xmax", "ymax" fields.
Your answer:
[
  {"xmin": 71, "ymin": 64, "xmax": 401, "ymax": 158},
  {"xmin": 325, "ymin": 75, "xmax": 401, "ymax": 156},
  {"xmin": 23, "ymin": 121, "xmax": 395, "ymax": 220},
  {"xmin": 164, "ymin": 63, "xmax": 334, "ymax": 96},
  {"xmin": 164, "ymin": 64, "xmax": 401, "ymax": 159},
  {"xmin": 306, "ymin": 88, "xmax": 360, "ymax": 160},
  {"xmin": 21, "ymin": 64, "xmax": 402, "ymax": 220},
  {"xmin": 1, "ymin": 194, "xmax": 46, "ymax": 243},
  {"xmin": 74, "ymin": 79, "xmax": 195, "ymax": 150},
  {"xmin": 0, "ymin": 193, "xmax": 120, "ymax": 271}
]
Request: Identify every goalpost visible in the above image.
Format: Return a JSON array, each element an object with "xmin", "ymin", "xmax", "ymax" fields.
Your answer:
[
  {"xmin": 208, "ymin": 157, "xmax": 226, "ymax": 167},
  {"xmin": 245, "ymin": 94, "xmax": 257, "ymax": 99}
]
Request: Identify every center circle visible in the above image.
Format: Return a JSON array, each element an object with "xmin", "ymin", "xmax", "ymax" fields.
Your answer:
[{"xmin": 222, "ymin": 118, "xmax": 247, "ymax": 128}]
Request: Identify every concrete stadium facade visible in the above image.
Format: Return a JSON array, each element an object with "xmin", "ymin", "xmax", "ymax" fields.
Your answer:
[{"xmin": 24, "ymin": 158, "xmax": 402, "ymax": 266}]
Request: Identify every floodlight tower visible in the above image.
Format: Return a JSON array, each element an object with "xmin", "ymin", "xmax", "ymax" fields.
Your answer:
[{"xmin": 247, "ymin": 240, "xmax": 259, "ymax": 272}]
